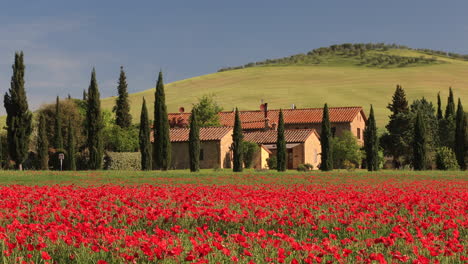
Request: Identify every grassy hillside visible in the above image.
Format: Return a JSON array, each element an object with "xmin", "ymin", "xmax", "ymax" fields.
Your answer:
[{"xmin": 101, "ymin": 47, "xmax": 468, "ymax": 127}]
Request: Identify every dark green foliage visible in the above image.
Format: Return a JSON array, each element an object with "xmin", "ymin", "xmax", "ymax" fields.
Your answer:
[
  {"xmin": 153, "ymin": 71, "xmax": 171, "ymax": 170},
  {"xmin": 86, "ymin": 68, "xmax": 104, "ymax": 170},
  {"xmin": 103, "ymin": 152, "xmax": 141, "ymax": 170},
  {"xmin": 331, "ymin": 131, "xmax": 362, "ymax": 169},
  {"xmin": 435, "ymin": 147, "xmax": 459, "ymax": 170},
  {"xmin": 232, "ymin": 108, "xmax": 244, "ymax": 172},
  {"xmin": 266, "ymin": 156, "xmax": 277, "ymax": 170},
  {"xmin": 189, "ymin": 109, "xmax": 200, "ymax": 172},
  {"xmin": 408, "ymin": 98, "xmax": 439, "ymax": 163},
  {"xmin": 445, "ymin": 88, "xmax": 455, "ymax": 119},
  {"xmin": 54, "ymin": 96, "xmax": 63, "ymax": 149},
  {"xmin": 37, "ymin": 99, "xmax": 86, "ymax": 153},
  {"xmin": 113, "ymin": 66, "xmax": 132, "ymax": 128},
  {"xmin": 243, "ymin": 141, "xmax": 259, "ymax": 169},
  {"xmin": 437, "ymin": 92, "xmax": 443, "ymax": 120},
  {"xmin": 67, "ymin": 119, "xmax": 76, "ymax": 170},
  {"xmin": 413, "ymin": 111, "xmax": 427, "ymax": 170},
  {"xmin": 82, "ymin": 89, "xmax": 87, "ymax": 101},
  {"xmin": 218, "ymin": 43, "xmax": 440, "ymax": 72},
  {"xmin": 276, "ymin": 109, "xmax": 287, "ymax": 171},
  {"xmin": 440, "ymin": 88, "xmax": 456, "ymax": 149},
  {"xmin": 139, "ymin": 98, "xmax": 152, "ymax": 170},
  {"xmin": 320, "ymin": 104, "xmax": 333, "ymax": 171},
  {"xmin": 364, "ymin": 105, "xmax": 379, "ymax": 171},
  {"xmin": 192, "ymin": 94, "xmax": 223, "ymax": 127},
  {"xmin": 37, "ymin": 114, "xmax": 49, "ymax": 170},
  {"xmin": 103, "ymin": 125, "xmax": 139, "ymax": 152},
  {"xmin": 381, "ymin": 85, "xmax": 411, "ymax": 168},
  {"xmin": 455, "ymin": 99, "xmax": 466, "ymax": 170},
  {"xmin": 4, "ymin": 52, "xmax": 33, "ymax": 170}
]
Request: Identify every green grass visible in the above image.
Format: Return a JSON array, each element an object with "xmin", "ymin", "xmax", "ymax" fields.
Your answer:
[
  {"xmin": 101, "ymin": 49, "xmax": 468, "ymax": 127},
  {"xmin": 0, "ymin": 169, "xmax": 466, "ymax": 186}
]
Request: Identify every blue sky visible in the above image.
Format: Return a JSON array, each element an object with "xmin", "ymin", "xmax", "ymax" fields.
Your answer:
[{"xmin": 1, "ymin": 0, "xmax": 467, "ymax": 113}]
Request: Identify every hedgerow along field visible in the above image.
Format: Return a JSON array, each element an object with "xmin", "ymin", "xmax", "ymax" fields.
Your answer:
[{"xmin": 0, "ymin": 170, "xmax": 466, "ymax": 263}]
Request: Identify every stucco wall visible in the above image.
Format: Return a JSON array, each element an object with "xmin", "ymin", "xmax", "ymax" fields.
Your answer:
[
  {"xmin": 219, "ymin": 133, "xmax": 233, "ymax": 169},
  {"xmin": 303, "ymin": 133, "xmax": 321, "ymax": 170},
  {"xmin": 252, "ymin": 146, "xmax": 270, "ymax": 169},
  {"xmin": 171, "ymin": 141, "xmax": 223, "ymax": 169},
  {"xmin": 350, "ymin": 111, "xmax": 366, "ymax": 145},
  {"xmin": 285, "ymin": 120, "xmax": 364, "ymax": 144},
  {"xmin": 292, "ymin": 144, "xmax": 304, "ymax": 169}
]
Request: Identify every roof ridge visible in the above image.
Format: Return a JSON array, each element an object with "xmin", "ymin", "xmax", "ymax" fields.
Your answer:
[{"xmin": 218, "ymin": 106, "xmax": 363, "ymax": 113}]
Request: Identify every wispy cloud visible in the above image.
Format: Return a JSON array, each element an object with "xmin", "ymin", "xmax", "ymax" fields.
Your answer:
[{"xmin": 0, "ymin": 17, "xmax": 113, "ymax": 114}]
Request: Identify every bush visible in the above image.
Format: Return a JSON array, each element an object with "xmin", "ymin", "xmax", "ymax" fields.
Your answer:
[
  {"xmin": 297, "ymin": 163, "xmax": 313, "ymax": 171},
  {"xmin": 331, "ymin": 131, "xmax": 363, "ymax": 169},
  {"xmin": 103, "ymin": 152, "xmax": 141, "ymax": 170},
  {"xmin": 343, "ymin": 160, "xmax": 356, "ymax": 171},
  {"xmin": 435, "ymin": 147, "xmax": 459, "ymax": 170},
  {"xmin": 243, "ymin": 141, "xmax": 259, "ymax": 168},
  {"xmin": 266, "ymin": 156, "xmax": 277, "ymax": 170},
  {"xmin": 103, "ymin": 125, "xmax": 139, "ymax": 152}
]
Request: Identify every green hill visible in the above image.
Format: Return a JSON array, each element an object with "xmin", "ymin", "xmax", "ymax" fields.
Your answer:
[{"xmin": 101, "ymin": 44, "xmax": 468, "ymax": 127}]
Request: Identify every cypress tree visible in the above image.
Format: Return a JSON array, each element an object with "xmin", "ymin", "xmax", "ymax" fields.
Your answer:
[
  {"xmin": 153, "ymin": 71, "xmax": 171, "ymax": 170},
  {"xmin": 413, "ymin": 111, "xmax": 427, "ymax": 170},
  {"xmin": 86, "ymin": 68, "xmax": 104, "ymax": 170},
  {"xmin": 4, "ymin": 51, "xmax": 32, "ymax": 170},
  {"xmin": 232, "ymin": 108, "xmax": 244, "ymax": 172},
  {"xmin": 37, "ymin": 114, "xmax": 49, "ymax": 170},
  {"xmin": 383, "ymin": 84, "xmax": 411, "ymax": 168},
  {"xmin": 189, "ymin": 109, "xmax": 200, "ymax": 172},
  {"xmin": 364, "ymin": 105, "xmax": 379, "ymax": 171},
  {"xmin": 54, "ymin": 96, "xmax": 63, "ymax": 150},
  {"xmin": 83, "ymin": 89, "xmax": 87, "ymax": 101},
  {"xmin": 114, "ymin": 66, "xmax": 132, "ymax": 128},
  {"xmin": 455, "ymin": 99, "xmax": 466, "ymax": 170},
  {"xmin": 320, "ymin": 103, "xmax": 333, "ymax": 171},
  {"xmin": 276, "ymin": 109, "xmax": 287, "ymax": 171},
  {"xmin": 139, "ymin": 98, "xmax": 152, "ymax": 170},
  {"xmin": 440, "ymin": 87, "xmax": 456, "ymax": 149},
  {"xmin": 67, "ymin": 119, "xmax": 76, "ymax": 171},
  {"xmin": 445, "ymin": 87, "xmax": 455, "ymax": 119},
  {"xmin": 437, "ymin": 92, "xmax": 443, "ymax": 120}
]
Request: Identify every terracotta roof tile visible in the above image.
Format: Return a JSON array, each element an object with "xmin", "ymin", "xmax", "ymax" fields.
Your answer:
[
  {"xmin": 168, "ymin": 107, "xmax": 365, "ymax": 130},
  {"xmin": 244, "ymin": 129, "xmax": 318, "ymax": 144},
  {"xmin": 168, "ymin": 127, "xmax": 233, "ymax": 142}
]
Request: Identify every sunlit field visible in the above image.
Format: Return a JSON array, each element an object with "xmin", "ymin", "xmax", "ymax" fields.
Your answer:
[{"xmin": 0, "ymin": 170, "xmax": 466, "ymax": 263}]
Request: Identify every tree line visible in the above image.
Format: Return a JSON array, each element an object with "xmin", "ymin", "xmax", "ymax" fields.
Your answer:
[
  {"xmin": 218, "ymin": 43, "xmax": 445, "ymax": 72},
  {"xmin": 380, "ymin": 85, "xmax": 466, "ymax": 170},
  {"xmin": 2, "ymin": 52, "xmax": 466, "ymax": 171}
]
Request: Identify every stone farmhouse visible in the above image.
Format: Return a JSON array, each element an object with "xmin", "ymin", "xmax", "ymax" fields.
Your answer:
[
  {"xmin": 163, "ymin": 105, "xmax": 366, "ymax": 170},
  {"xmin": 244, "ymin": 129, "xmax": 321, "ymax": 169},
  {"xmin": 167, "ymin": 127, "xmax": 233, "ymax": 170}
]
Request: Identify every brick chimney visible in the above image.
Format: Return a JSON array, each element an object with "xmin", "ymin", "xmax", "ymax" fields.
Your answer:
[{"xmin": 263, "ymin": 103, "xmax": 269, "ymax": 130}]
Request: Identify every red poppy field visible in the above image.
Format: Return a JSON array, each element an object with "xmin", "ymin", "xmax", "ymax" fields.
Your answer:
[{"xmin": 0, "ymin": 171, "xmax": 466, "ymax": 263}]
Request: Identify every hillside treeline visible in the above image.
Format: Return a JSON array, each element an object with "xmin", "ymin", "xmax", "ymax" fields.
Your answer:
[{"xmin": 218, "ymin": 43, "xmax": 453, "ymax": 72}]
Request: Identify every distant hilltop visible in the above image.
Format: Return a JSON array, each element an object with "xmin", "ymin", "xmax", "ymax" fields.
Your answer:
[{"xmin": 218, "ymin": 43, "xmax": 468, "ymax": 72}]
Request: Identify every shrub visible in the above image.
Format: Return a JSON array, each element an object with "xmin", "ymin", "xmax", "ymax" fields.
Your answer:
[
  {"xmin": 103, "ymin": 152, "xmax": 141, "ymax": 170},
  {"xmin": 343, "ymin": 160, "xmax": 356, "ymax": 171},
  {"xmin": 242, "ymin": 141, "xmax": 259, "ymax": 168},
  {"xmin": 331, "ymin": 131, "xmax": 363, "ymax": 169},
  {"xmin": 304, "ymin": 163, "xmax": 314, "ymax": 170},
  {"xmin": 435, "ymin": 147, "xmax": 459, "ymax": 170},
  {"xmin": 103, "ymin": 125, "xmax": 139, "ymax": 152},
  {"xmin": 36, "ymin": 99, "xmax": 86, "ymax": 150},
  {"xmin": 296, "ymin": 164, "xmax": 311, "ymax": 172},
  {"xmin": 266, "ymin": 156, "xmax": 277, "ymax": 170}
]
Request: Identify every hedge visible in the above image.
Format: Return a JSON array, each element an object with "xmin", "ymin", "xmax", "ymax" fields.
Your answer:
[{"xmin": 103, "ymin": 152, "xmax": 141, "ymax": 170}]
